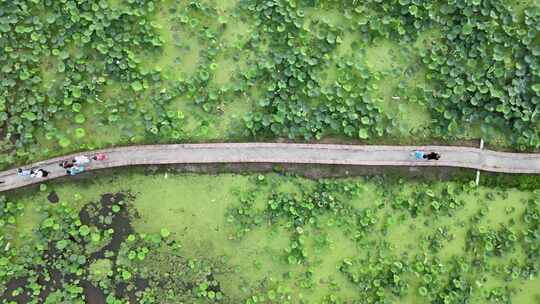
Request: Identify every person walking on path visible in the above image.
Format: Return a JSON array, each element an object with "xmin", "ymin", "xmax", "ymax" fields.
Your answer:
[
  {"xmin": 17, "ymin": 168, "xmax": 32, "ymax": 177},
  {"xmin": 414, "ymin": 151, "xmax": 441, "ymax": 161},
  {"xmin": 92, "ymin": 153, "xmax": 107, "ymax": 161},
  {"xmin": 73, "ymin": 155, "xmax": 90, "ymax": 166},
  {"xmin": 425, "ymin": 152, "xmax": 441, "ymax": 160},
  {"xmin": 31, "ymin": 169, "xmax": 49, "ymax": 178},
  {"xmin": 60, "ymin": 160, "xmax": 74, "ymax": 169},
  {"xmin": 67, "ymin": 165, "xmax": 86, "ymax": 176}
]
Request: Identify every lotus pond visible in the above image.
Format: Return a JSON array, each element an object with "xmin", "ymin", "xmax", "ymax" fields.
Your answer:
[
  {"xmin": 1, "ymin": 171, "xmax": 540, "ymax": 303},
  {"xmin": 1, "ymin": 0, "xmax": 540, "ymax": 168}
]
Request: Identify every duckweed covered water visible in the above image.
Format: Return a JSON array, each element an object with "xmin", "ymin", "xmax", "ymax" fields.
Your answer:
[{"xmin": 8, "ymin": 172, "xmax": 540, "ymax": 303}]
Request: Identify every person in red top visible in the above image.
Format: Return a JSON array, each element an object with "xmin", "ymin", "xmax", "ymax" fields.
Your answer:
[{"xmin": 92, "ymin": 153, "xmax": 107, "ymax": 161}]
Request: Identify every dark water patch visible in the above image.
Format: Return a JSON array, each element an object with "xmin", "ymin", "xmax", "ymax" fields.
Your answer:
[
  {"xmin": 89, "ymin": 210, "xmax": 133, "ymax": 260},
  {"xmin": 42, "ymin": 240, "xmax": 61, "ymax": 264},
  {"xmin": 134, "ymin": 277, "xmax": 148, "ymax": 292},
  {"xmin": 88, "ymin": 193, "xmax": 135, "ymax": 261},
  {"xmin": 47, "ymin": 191, "xmax": 59, "ymax": 203},
  {"xmin": 80, "ymin": 280, "xmax": 106, "ymax": 304},
  {"xmin": 31, "ymin": 192, "xmax": 138, "ymax": 304},
  {"xmin": 38, "ymin": 228, "xmax": 83, "ymax": 302},
  {"xmin": 37, "ymin": 266, "xmax": 61, "ymax": 302},
  {"xmin": 36, "ymin": 261, "xmax": 78, "ymax": 302},
  {"xmin": 114, "ymin": 282, "xmax": 130, "ymax": 302},
  {"xmin": 0, "ymin": 277, "xmax": 32, "ymax": 303},
  {"xmin": 79, "ymin": 207, "xmax": 91, "ymax": 227},
  {"xmin": 79, "ymin": 193, "xmax": 134, "ymax": 229},
  {"xmin": 79, "ymin": 194, "xmax": 121, "ymax": 229},
  {"xmin": 206, "ymin": 273, "xmax": 222, "ymax": 293},
  {"xmin": 115, "ymin": 277, "xmax": 149, "ymax": 303}
]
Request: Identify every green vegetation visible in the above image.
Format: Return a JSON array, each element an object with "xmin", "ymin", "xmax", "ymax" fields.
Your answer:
[
  {"xmin": 2, "ymin": 172, "xmax": 540, "ymax": 303},
  {"xmin": 1, "ymin": 0, "xmax": 539, "ymax": 168},
  {"xmin": 2, "ymin": 0, "xmax": 540, "ymax": 303}
]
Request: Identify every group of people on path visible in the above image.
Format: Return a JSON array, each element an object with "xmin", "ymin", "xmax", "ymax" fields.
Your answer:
[
  {"xmin": 414, "ymin": 151, "xmax": 441, "ymax": 161},
  {"xmin": 17, "ymin": 153, "xmax": 107, "ymax": 179},
  {"xmin": 17, "ymin": 168, "xmax": 50, "ymax": 178},
  {"xmin": 60, "ymin": 155, "xmax": 91, "ymax": 175}
]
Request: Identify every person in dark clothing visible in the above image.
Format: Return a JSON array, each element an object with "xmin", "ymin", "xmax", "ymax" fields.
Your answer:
[
  {"xmin": 60, "ymin": 160, "xmax": 74, "ymax": 169},
  {"xmin": 425, "ymin": 152, "xmax": 441, "ymax": 160}
]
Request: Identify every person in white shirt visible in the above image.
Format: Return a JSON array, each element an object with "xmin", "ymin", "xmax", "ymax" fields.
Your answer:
[
  {"xmin": 73, "ymin": 155, "xmax": 90, "ymax": 165},
  {"xmin": 30, "ymin": 169, "xmax": 49, "ymax": 178}
]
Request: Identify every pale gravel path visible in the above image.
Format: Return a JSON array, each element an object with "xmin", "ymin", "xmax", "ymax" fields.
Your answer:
[{"xmin": 0, "ymin": 143, "xmax": 539, "ymax": 192}]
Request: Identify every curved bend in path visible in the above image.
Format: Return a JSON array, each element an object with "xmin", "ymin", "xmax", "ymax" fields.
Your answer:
[{"xmin": 1, "ymin": 143, "xmax": 539, "ymax": 192}]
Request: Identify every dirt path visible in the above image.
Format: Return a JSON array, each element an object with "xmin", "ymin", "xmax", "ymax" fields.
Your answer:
[{"xmin": 0, "ymin": 143, "xmax": 539, "ymax": 192}]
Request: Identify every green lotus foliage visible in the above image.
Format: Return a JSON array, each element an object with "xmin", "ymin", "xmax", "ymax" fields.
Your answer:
[
  {"xmin": 3, "ymin": 173, "xmax": 540, "ymax": 302},
  {"xmin": 0, "ymin": 0, "xmax": 537, "ymax": 168},
  {"xmin": 222, "ymin": 174, "xmax": 540, "ymax": 303}
]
